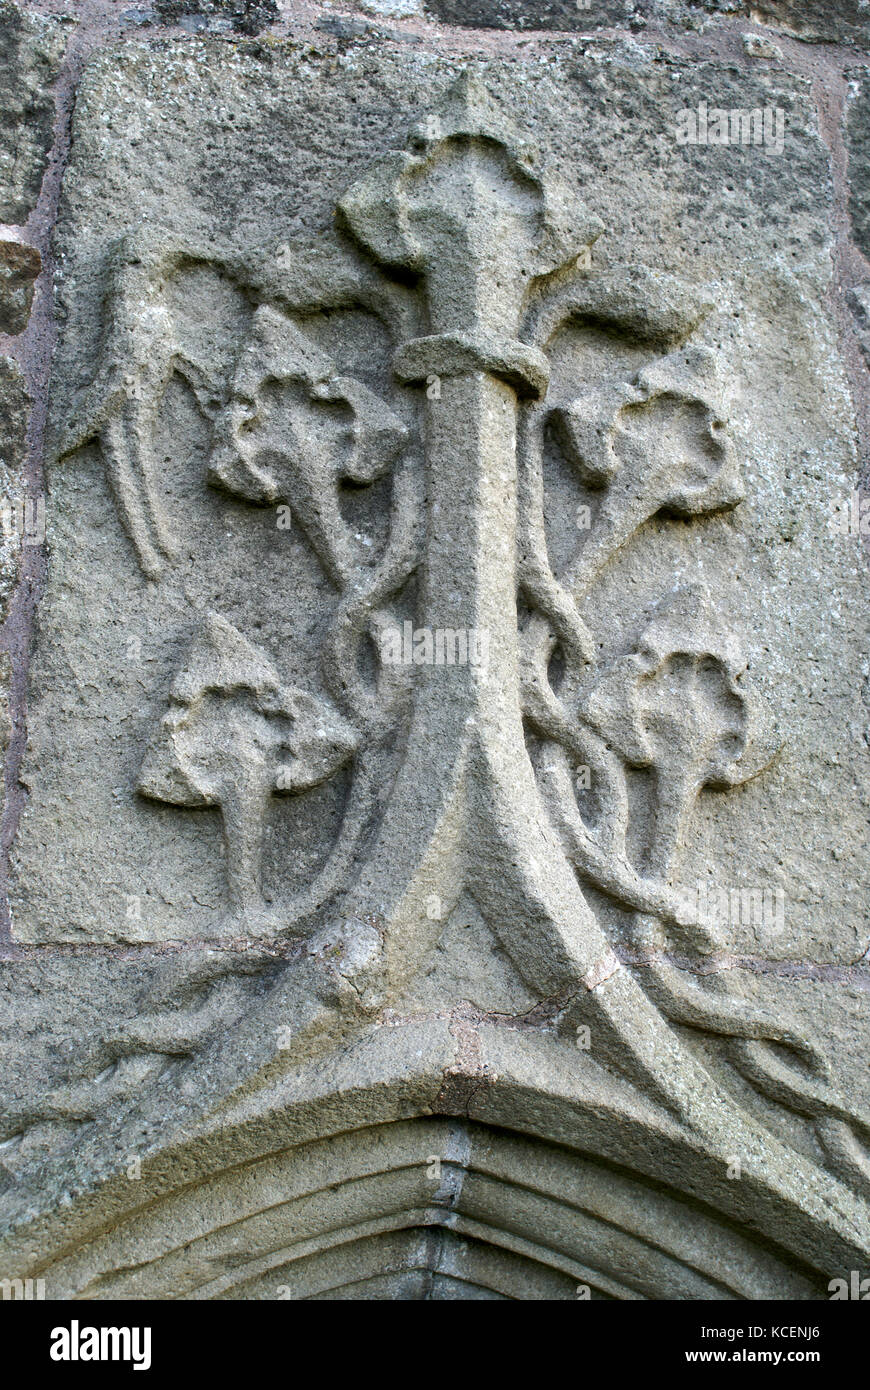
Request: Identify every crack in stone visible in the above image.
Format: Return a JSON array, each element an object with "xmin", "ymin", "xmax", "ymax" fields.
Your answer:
[{"xmin": 619, "ymin": 946, "xmax": 870, "ymax": 990}]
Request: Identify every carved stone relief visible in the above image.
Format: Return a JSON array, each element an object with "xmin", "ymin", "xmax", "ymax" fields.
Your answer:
[{"xmin": 0, "ymin": 22, "xmax": 868, "ymax": 1301}]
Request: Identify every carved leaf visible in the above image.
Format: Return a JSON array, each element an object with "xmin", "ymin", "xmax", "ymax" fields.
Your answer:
[
  {"xmin": 55, "ymin": 235, "xmax": 182, "ymax": 579},
  {"xmin": 582, "ymin": 588, "xmax": 773, "ymax": 876},
  {"xmin": 527, "ymin": 263, "xmax": 715, "ymax": 350},
  {"xmin": 555, "ymin": 346, "xmax": 743, "ymax": 506},
  {"xmin": 584, "ymin": 588, "xmax": 768, "ymax": 782},
  {"xmin": 208, "ymin": 305, "xmax": 408, "ymax": 586},
  {"xmin": 139, "ymin": 614, "xmax": 358, "ymax": 917},
  {"xmin": 140, "ymin": 613, "xmax": 359, "ymax": 802},
  {"xmin": 550, "ymin": 346, "xmax": 744, "ymax": 597},
  {"xmin": 55, "ymin": 232, "xmax": 244, "ymax": 579}
]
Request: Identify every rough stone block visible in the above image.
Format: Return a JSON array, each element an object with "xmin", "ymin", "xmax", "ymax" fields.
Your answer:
[
  {"xmin": 0, "ymin": 0, "xmax": 67, "ymax": 224},
  {"xmin": 0, "ymin": 238, "xmax": 40, "ymax": 334}
]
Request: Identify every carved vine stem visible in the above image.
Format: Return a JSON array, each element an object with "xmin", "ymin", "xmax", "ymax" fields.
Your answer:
[{"xmin": 514, "ymin": 316, "xmax": 870, "ymax": 1163}]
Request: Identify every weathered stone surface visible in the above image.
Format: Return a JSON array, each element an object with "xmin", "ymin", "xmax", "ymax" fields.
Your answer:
[
  {"xmin": 847, "ymin": 70, "xmax": 870, "ymax": 261},
  {"xmin": 0, "ymin": 0, "xmax": 67, "ymax": 224},
  {"xmin": 153, "ymin": 0, "xmax": 280, "ymax": 34},
  {"xmin": 423, "ymin": 0, "xmax": 652, "ymax": 29},
  {"xmin": 0, "ymin": 13, "xmax": 867, "ymax": 1303},
  {"xmin": 847, "ymin": 282, "xmax": 870, "ymax": 365},
  {"xmin": 0, "ymin": 356, "xmax": 28, "ymax": 614},
  {"xmin": 0, "ymin": 357, "xmax": 29, "ymax": 811},
  {"xmin": 0, "ymin": 239, "xmax": 40, "ymax": 334},
  {"xmin": 421, "ymin": 0, "xmax": 870, "ymax": 46},
  {"xmin": 748, "ymin": 0, "xmax": 870, "ymax": 46}
]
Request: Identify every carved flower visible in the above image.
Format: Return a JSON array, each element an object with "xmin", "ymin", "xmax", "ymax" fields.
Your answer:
[
  {"xmin": 551, "ymin": 345, "xmax": 743, "ymax": 515},
  {"xmin": 548, "ymin": 348, "xmax": 744, "ymax": 596},
  {"xmin": 581, "ymin": 587, "xmax": 773, "ymax": 878},
  {"xmin": 139, "ymin": 613, "xmax": 358, "ymax": 925},
  {"xmin": 208, "ymin": 305, "xmax": 408, "ymax": 586}
]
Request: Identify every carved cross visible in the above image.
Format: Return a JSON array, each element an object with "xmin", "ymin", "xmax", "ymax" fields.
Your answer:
[{"xmin": 334, "ymin": 74, "xmax": 624, "ymax": 1001}]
